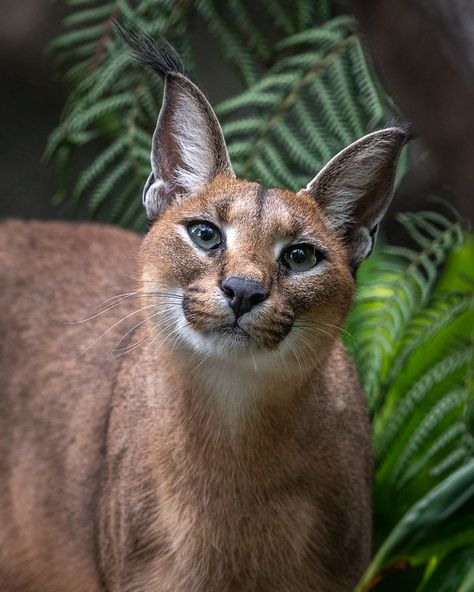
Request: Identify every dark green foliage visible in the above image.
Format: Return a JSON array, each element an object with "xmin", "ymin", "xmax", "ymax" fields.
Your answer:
[
  {"xmin": 49, "ymin": 1, "xmax": 474, "ymax": 589},
  {"xmin": 47, "ymin": 0, "xmax": 393, "ymax": 228},
  {"xmin": 348, "ymin": 218, "xmax": 474, "ymax": 590},
  {"xmin": 47, "ymin": 0, "xmax": 194, "ymax": 229},
  {"xmin": 217, "ymin": 16, "xmax": 391, "ymax": 189}
]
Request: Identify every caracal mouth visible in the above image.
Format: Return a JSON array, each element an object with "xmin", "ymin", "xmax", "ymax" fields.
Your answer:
[
  {"xmin": 211, "ymin": 323, "xmax": 250, "ymax": 337},
  {"xmin": 203, "ymin": 323, "xmax": 252, "ymax": 345},
  {"xmin": 189, "ymin": 322, "xmax": 259, "ymax": 355},
  {"xmin": 180, "ymin": 313, "xmax": 290, "ymax": 357}
]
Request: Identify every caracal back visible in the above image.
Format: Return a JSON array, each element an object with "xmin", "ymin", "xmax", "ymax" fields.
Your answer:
[{"xmin": 0, "ymin": 220, "xmax": 140, "ymax": 592}]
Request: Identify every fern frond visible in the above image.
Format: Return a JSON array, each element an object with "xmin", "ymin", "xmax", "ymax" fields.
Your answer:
[
  {"xmin": 73, "ymin": 136, "xmax": 128, "ymax": 204},
  {"xmin": 387, "ymin": 292, "xmax": 474, "ymax": 385},
  {"xmin": 50, "ymin": 0, "xmax": 397, "ymax": 223},
  {"xmin": 375, "ymin": 346, "xmax": 470, "ymax": 461},
  {"xmin": 195, "ymin": 0, "xmax": 260, "ymax": 86},
  {"xmin": 397, "ymin": 422, "xmax": 467, "ymax": 489},
  {"xmin": 49, "ymin": 0, "xmax": 193, "ymax": 226},
  {"xmin": 391, "ymin": 388, "xmax": 467, "ymax": 486},
  {"xmin": 429, "ymin": 447, "xmax": 467, "ymax": 478},
  {"xmin": 217, "ymin": 16, "xmax": 391, "ymax": 190},
  {"xmin": 49, "ymin": 24, "xmax": 106, "ymax": 53},
  {"xmin": 63, "ymin": 4, "xmax": 114, "ymax": 28},
  {"xmin": 68, "ymin": 0, "xmax": 102, "ymax": 5},
  {"xmin": 88, "ymin": 159, "xmax": 132, "ymax": 215},
  {"xmin": 346, "ymin": 212, "xmax": 464, "ymax": 411}
]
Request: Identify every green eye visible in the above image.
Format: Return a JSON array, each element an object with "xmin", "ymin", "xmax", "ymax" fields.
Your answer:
[
  {"xmin": 188, "ymin": 222, "xmax": 222, "ymax": 250},
  {"xmin": 282, "ymin": 244, "xmax": 323, "ymax": 272}
]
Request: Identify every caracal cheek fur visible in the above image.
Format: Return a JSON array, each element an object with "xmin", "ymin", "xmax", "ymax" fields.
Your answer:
[{"xmin": 0, "ymin": 27, "xmax": 411, "ymax": 592}]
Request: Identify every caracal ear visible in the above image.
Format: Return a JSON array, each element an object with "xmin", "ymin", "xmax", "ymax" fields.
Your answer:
[
  {"xmin": 298, "ymin": 127, "xmax": 411, "ymax": 270},
  {"xmin": 118, "ymin": 25, "xmax": 235, "ymax": 220}
]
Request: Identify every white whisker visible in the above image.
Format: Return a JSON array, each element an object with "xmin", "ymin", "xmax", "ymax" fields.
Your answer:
[
  {"xmin": 113, "ymin": 308, "xmax": 183, "ymax": 357},
  {"xmin": 74, "ymin": 304, "xmax": 156, "ymax": 359},
  {"xmin": 67, "ymin": 294, "xmax": 140, "ymax": 324}
]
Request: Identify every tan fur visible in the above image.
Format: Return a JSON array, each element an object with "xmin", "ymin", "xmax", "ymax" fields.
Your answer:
[{"xmin": 0, "ymin": 175, "xmax": 372, "ymax": 591}]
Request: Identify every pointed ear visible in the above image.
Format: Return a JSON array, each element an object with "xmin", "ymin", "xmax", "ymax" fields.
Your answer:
[
  {"xmin": 298, "ymin": 127, "xmax": 410, "ymax": 269},
  {"xmin": 119, "ymin": 26, "xmax": 234, "ymax": 219}
]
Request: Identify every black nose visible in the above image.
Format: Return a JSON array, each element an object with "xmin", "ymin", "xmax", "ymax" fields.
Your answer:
[{"xmin": 221, "ymin": 276, "xmax": 269, "ymax": 318}]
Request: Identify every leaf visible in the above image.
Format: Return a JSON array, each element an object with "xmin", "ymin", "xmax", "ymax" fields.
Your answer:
[
  {"xmin": 216, "ymin": 16, "xmax": 391, "ymax": 191},
  {"xmin": 356, "ymin": 459, "xmax": 474, "ymax": 591},
  {"xmin": 346, "ymin": 212, "xmax": 464, "ymax": 413},
  {"xmin": 416, "ymin": 547, "xmax": 474, "ymax": 592}
]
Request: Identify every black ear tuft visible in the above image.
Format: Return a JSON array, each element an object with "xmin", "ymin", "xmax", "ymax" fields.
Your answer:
[
  {"xmin": 385, "ymin": 119, "xmax": 417, "ymax": 141},
  {"xmin": 114, "ymin": 21, "xmax": 185, "ymax": 79},
  {"xmin": 403, "ymin": 122, "xmax": 417, "ymax": 142}
]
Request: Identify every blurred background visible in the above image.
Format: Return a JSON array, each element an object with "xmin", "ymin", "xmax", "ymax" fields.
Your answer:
[
  {"xmin": 0, "ymin": 0, "xmax": 240, "ymax": 220},
  {"xmin": 1, "ymin": 0, "xmax": 473, "ymax": 231},
  {"xmin": 0, "ymin": 0, "xmax": 65, "ymax": 219}
]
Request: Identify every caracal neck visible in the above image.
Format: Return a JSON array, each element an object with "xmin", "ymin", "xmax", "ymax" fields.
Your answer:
[{"xmin": 145, "ymin": 337, "xmax": 322, "ymax": 438}]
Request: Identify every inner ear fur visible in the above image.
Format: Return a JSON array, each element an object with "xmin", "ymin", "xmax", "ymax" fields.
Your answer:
[
  {"xmin": 120, "ymin": 26, "xmax": 234, "ymax": 220},
  {"xmin": 298, "ymin": 126, "xmax": 410, "ymax": 269}
]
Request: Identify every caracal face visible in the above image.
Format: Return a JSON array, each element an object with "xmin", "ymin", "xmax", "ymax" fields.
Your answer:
[{"xmin": 139, "ymin": 176, "xmax": 354, "ymax": 361}]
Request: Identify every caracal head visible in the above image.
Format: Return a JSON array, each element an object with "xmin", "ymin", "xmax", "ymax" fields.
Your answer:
[{"xmin": 121, "ymin": 28, "xmax": 410, "ymax": 362}]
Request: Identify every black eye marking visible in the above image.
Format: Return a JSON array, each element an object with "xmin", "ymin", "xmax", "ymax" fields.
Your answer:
[
  {"xmin": 281, "ymin": 244, "xmax": 325, "ymax": 272},
  {"xmin": 187, "ymin": 221, "xmax": 222, "ymax": 251}
]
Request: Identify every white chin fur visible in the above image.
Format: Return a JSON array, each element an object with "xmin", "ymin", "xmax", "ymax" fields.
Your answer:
[
  {"xmin": 157, "ymin": 305, "xmax": 302, "ymax": 368},
  {"xmin": 179, "ymin": 316, "xmax": 255, "ymax": 359}
]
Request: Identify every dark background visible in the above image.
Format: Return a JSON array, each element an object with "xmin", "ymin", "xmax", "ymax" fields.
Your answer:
[
  {"xmin": 0, "ymin": 0, "xmax": 241, "ymax": 222},
  {"xmin": 0, "ymin": 0, "xmax": 66, "ymax": 219},
  {"xmin": 1, "ymin": 0, "xmax": 472, "ymax": 237}
]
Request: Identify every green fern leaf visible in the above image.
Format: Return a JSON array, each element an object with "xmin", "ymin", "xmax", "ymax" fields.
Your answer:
[
  {"xmin": 398, "ymin": 423, "xmax": 467, "ymax": 490},
  {"xmin": 217, "ymin": 16, "xmax": 390, "ymax": 191},
  {"xmin": 346, "ymin": 212, "xmax": 464, "ymax": 411},
  {"xmin": 391, "ymin": 388, "xmax": 467, "ymax": 486},
  {"xmin": 375, "ymin": 346, "xmax": 470, "ymax": 461}
]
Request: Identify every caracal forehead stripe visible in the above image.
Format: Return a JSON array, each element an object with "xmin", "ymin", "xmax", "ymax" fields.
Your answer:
[
  {"xmin": 224, "ymin": 184, "xmax": 294, "ymax": 244},
  {"xmin": 254, "ymin": 184, "xmax": 267, "ymax": 222},
  {"xmin": 224, "ymin": 182, "xmax": 263, "ymax": 222}
]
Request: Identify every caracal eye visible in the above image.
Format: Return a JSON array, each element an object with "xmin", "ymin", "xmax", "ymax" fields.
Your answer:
[
  {"xmin": 282, "ymin": 244, "xmax": 324, "ymax": 272},
  {"xmin": 187, "ymin": 221, "xmax": 222, "ymax": 250}
]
